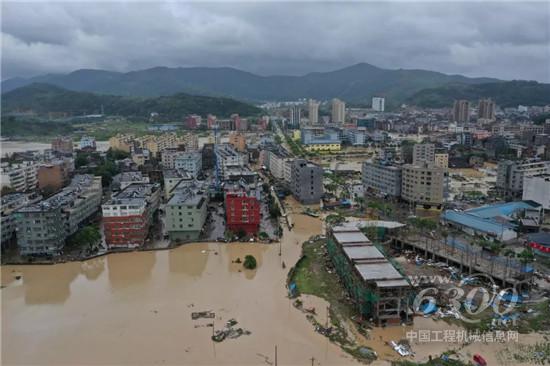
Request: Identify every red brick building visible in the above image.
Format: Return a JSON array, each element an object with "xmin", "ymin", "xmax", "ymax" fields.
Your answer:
[
  {"xmin": 102, "ymin": 183, "xmax": 160, "ymax": 248},
  {"xmin": 225, "ymin": 191, "xmax": 260, "ymax": 235}
]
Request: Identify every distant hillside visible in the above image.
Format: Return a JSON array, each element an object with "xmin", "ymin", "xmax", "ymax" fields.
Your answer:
[
  {"xmin": 1, "ymin": 63, "xmax": 498, "ymax": 104},
  {"xmin": 1, "ymin": 83, "xmax": 262, "ymax": 119},
  {"xmin": 406, "ymin": 81, "xmax": 550, "ymax": 108}
]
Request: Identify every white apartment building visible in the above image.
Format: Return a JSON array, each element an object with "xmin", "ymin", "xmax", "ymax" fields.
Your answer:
[
  {"xmin": 372, "ymin": 97, "xmax": 385, "ymax": 112},
  {"xmin": 331, "ymin": 98, "xmax": 346, "ymax": 124},
  {"xmin": 0, "ymin": 161, "xmax": 38, "ymax": 192},
  {"xmin": 174, "ymin": 152, "xmax": 202, "ymax": 178},
  {"xmin": 523, "ymin": 174, "xmax": 550, "ymax": 209}
]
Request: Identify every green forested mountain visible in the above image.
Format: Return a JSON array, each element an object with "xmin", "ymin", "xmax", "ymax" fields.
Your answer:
[
  {"xmin": 1, "ymin": 63, "xmax": 498, "ymax": 103},
  {"xmin": 1, "ymin": 83, "xmax": 262, "ymax": 119},
  {"xmin": 406, "ymin": 81, "xmax": 550, "ymax": 108}
]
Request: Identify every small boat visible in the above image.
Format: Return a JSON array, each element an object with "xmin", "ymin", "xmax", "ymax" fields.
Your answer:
[{"xmin": 473, "ymin": 354, "xmax": 487, "ymax": 366}]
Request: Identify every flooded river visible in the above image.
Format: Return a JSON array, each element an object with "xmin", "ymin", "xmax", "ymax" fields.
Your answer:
[
  {"xmin": 1, "ymin": 202, "xmax": 545, "ymax": 365},
  {"xmin": 1, "ymin": 140, "xmax": 109, "ymax": 155}
]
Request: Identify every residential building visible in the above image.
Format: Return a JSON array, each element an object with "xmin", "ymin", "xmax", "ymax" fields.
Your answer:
[
  {"xmin": 289, "ymin": 105, "xmax": 301, "ymax": 126},
  {"xmin": 174, "ymin": 152, "xmax": 202, "ymax": 178},
  {"xmin": 401, "ymin": 163, "xmax": 446, "ymax": 207},
  {"xmin": 224, "ymin": 182, "xmax": 261, "ymax": 235},
  {"xmin": 229, "ymin": 132, "xmax": 247, "ymax": 152},
  {"xmin": 452, "ymin": 100, "xmax": 470, "ymax": 124},
  {"xmin": 163, "ymin": 169, "xmax": 194, "ymax": 199},
  {"xmin": 434, "ymin": 153, "xmax": 449, "ymax": 169},
  {"xmin": 478, "ymin": 98, "xmax": 496, "ymax": 120},
  {"xmin": 207, "ymin": 114, "xmax": 217, "ymax": 129},
  {"xmin": 290, "ymin": 159, "xmax": 324, "ymax": 204},
  {"xmin": 1, "ymin": 193, "xmax": 40, "ymax": 247},
  {"xmin": 102, "ymin": 183, "xmax": 161, "ymax": 248},
  {"xmin": 372, "ymin": 97, "xmax": 385, "ymax": 112},
  {"xmin": 522, "ymin": 174, "xmax": 550, "ymax": 209},
  {"xmin": 51, "ymin": 137, "xmax": 73, "ymax": 154},
  {"xmin": 112, "ymin": 171, "xmax": 150, "ymax": 191},
  {"xmin": 161, "ymin": 148, "xmax": 185, "ymax": 169},
  {"xmin": 0, "ymin": 161, "xmax": 38, "ymax": 192},
  {"xmin": 165, "ymin": 185, "xmax": 208, "ymax": 241},
  {"xmin": 14, "ymin": 175, "xmax": 102, "ymax": 255},
  {"xmin": 412, "ymin": 143, "xmax": 435, "ymax": 165},
  {"xmin": 131, "ymin": 148, "xmax": 150, "ymax": 167},
  {"xmin": 496, "ymin": 159, "xmax": 550, "ymax": 196},
  {"xmin": 215, "ymin": 144, "xmax": 247, "ymax": 175},
  {"xmin": 362, "ymin": 161, "xmax": 402, "ymax": 197},
  {"xmin": 308, "ymin": 99, "xmax": 319, "ymax": 124},
  {"xmin": 331, "ymin": 98, "xmax": 345, "ymax": 124},
  {"xmin": 79, "ymin": 136, "xmax": 96, "ymax": 151},
  {"xmin": 137, "ymin": 133, "xmax": 179, "ymax": 156},
  {"xmin": 267, "ymin": 149, "xmax": 293, "ymax": 182},
  {"xmin": 186, "ymin": 114, "xmax": 201, "ymax": 129},
  {"xmin": 109, "ymin": 134, "xmax": 135, "ymax": 153},
  {"xmin": 37, "ymin": 159, "xmax": 72, "ymax": 192}
]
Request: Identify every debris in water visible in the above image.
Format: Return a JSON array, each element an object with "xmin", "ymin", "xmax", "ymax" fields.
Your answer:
[
  {"xmin": 211, "ymin": 318, "xmax": 251, "ymax": 342},
  {"xmin": 191, "ymin": 311, "xmax": 215, "ymax": 320}
]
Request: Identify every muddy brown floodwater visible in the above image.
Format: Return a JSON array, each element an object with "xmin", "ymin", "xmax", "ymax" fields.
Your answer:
[
  {"xmin": 1, "ymin": 199, "xmax": 546, "ymax": 365},
  {"xmin": 1, "ymin": 206, "xmax": 362, "ymax": 365}
]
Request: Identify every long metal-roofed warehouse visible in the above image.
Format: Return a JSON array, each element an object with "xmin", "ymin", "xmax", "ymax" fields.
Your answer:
[{"xmin": 327, "ymin": 225, "xmax": 411, "ymax": 326}]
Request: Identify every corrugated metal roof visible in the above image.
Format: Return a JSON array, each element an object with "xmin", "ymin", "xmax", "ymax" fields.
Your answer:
[
  {"xmin": 343, "ymin": 246, "xmax": 384, "ymax": 260},
  {"xmin": 333, "ymin": 231, "xmax": 370, "ymax": 245},
  {"xmin": 376, "ymin": 279, "xmax": 410, "ymax": 288},
  {"xmin": 355, "ymin": 262, "xmax": 403, "ymax": 281}
]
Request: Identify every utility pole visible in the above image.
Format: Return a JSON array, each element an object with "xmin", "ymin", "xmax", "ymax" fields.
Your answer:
[{"xmin": 275, "ymin": 345, "xmax": 278, "ymax": 366}]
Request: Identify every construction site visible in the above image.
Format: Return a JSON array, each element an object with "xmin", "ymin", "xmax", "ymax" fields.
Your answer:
[{"xmin": 326, "ymin": 224, "xmax": 412, "ymax": 326}]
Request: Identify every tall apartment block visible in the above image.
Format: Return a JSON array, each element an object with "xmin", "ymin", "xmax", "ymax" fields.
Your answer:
[
  {"xmin": 412, "ymin": 143, "xmax": 435, "ymax": 165},
  {"xmin": 401, "ymin": 163, "xmax": 446, "ymax": 207},
  {"xmin": 478, "ymin": 98, "xmax": 496, "ymax": 120},
  {"xmin": 290, "ymin": 159, "xmax": 324, "ymax": 204},
  {"xmin": 308, "ymin": 99, "xmax": 320, "ymax": 124},
  {"xmin": 372, "ymin": 97, "xmax": 385, "ymax": 112},
  {"xmin": 452, "ymin": 100, "xmax": 470, "ymax": 124},
  {"xmin": 362, "ymin": 161, "xmax": 402, "ymax": 197},
  {"xmin": 331, "ymin": 98, "xmax": 346, "ymax": 124},
  {"xmin": 14, "ymin": 175, "xmax": 102, "ymax": 255}
]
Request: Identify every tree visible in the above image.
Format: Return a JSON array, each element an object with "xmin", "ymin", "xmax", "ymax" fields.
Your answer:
[
  {"xmin": 67, "ymin": 226, "xmax": 101, "ymax": 250},
  {"xmin": 243, "ymin": 255, "xmax": 257, "ymax": 270},
  {"xmin": 0, "ymin": 186, "xmax": 15, "ymax": 196}
]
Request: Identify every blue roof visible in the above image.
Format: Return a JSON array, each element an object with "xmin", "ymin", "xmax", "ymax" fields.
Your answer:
[
  {"xmin": 466, "ymin": 201, "xmax": 539, "ymax": 219},
  {"xmin": 442, "ymin": 210, "xmax": 513, "ymax": 236}
]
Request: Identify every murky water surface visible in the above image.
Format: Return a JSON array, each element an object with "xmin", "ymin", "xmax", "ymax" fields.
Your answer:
[{"xmin": 1, "ymin": 202, "xmax": 544, "ymax": 365}]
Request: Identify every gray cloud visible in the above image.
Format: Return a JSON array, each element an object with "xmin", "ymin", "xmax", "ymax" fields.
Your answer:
[{"xmin": 2, "ymin": 1, "xmax": 549, "ymax": 82}]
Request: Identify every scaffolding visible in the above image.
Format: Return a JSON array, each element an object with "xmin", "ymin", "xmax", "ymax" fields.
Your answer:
[{"xmin": 327, "ymin": 227, "xmax": 412, "ymax": 325}]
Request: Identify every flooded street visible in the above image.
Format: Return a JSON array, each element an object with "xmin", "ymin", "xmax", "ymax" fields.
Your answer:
[
  {"xmin": 1, "ymin": 202, "xmax": 546, "ymax": 365},
  {"xmin": 2, "ymin": 210, "xmax": 362, "ymax": 365}
]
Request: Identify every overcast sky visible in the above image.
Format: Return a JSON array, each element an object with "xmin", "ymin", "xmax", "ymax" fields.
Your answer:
[{"xmin": 2, "ymin": 1, "xmax": 549, "ymax": 82}]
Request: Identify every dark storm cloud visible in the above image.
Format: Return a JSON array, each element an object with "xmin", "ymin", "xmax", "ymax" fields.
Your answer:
[{"xmin": 1, "ymin": 1, "xmax": 549, "ymax": 82}]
